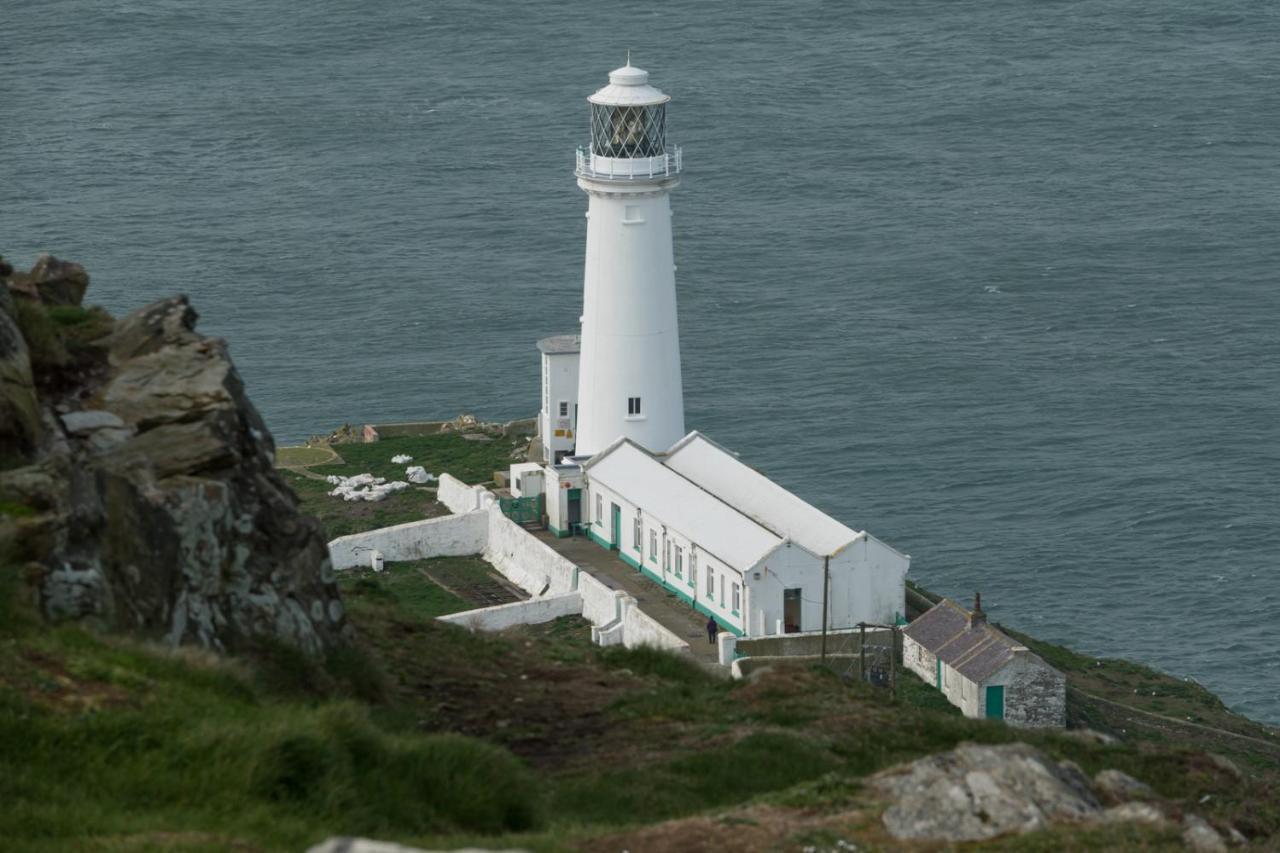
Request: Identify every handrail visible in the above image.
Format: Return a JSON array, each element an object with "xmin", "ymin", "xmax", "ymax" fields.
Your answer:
[{"xmin": 575, "ymin": 145, "xmax": 683, "ymax": 181}]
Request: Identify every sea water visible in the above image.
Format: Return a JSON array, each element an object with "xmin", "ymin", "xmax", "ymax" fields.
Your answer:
[{"xmin": 5, "ymin": 0, "xmax": 1277, "ymax": 721}]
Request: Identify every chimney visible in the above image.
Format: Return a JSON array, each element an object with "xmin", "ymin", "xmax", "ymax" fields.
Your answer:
[{"xmin": 969, "ymin": 592, "xmax": 987, "ymax": 629}]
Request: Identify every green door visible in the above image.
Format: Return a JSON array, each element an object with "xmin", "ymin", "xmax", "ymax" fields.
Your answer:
[
  {"xmin": 985, "ymin": 685, "xmax": 1005, "ymax": 720},
  {"xmin": 610, "ymin": 503, "xmax": 621, "ymax": 550},
  {"xmin": 936, "ymin": 659, "xmax": 942, "ymax": 689}
]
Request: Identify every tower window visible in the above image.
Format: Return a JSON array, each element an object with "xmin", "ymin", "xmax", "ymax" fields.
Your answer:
[
  {"xmin": 627, "ymin": 397, "xmax": 642, "ymax": 416},
  {"xmin": 558, "ymin": 401, "xmax": 569, "ymax": 417}
]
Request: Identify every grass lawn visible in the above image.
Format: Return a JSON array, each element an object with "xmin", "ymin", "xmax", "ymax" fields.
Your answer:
[
  {"xmin": 4, "ymin": 556, "xmax": 1279, "ymax": 851},
  {"xmin": 281, "ymin": 471, "xmax": 445, "ymax": 540},
  {"xmin": 278, "ymin": 432, "xmax": 527, "ymax": 540},
  {"xmin": 309, "ymin": 433, "xmax": 525, "ymax": 486},
  {"xmin": 338, "ymin": 558, "xmax": 492, "ymax": 621}
]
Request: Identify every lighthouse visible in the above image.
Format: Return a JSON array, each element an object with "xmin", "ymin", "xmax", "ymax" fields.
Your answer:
[{"xmin": 572, "ymin": 61, "xmax": 686, "ymax": 457}]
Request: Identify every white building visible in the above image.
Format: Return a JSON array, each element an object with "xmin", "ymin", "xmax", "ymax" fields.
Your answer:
[
  {"xmin": 523, "ymin": 62, "xmax": 910, "ymax": 639},
  {"xmin": 537, "ymin": 335, "xmax": 580, "ymax": 464},
  {"xmin": 579, "ymin": 434, "xmax": 909, "ymax": 636},
  {"xmin": 902, "ymin": 596, "xmax": 1066, "ymax": 728}
]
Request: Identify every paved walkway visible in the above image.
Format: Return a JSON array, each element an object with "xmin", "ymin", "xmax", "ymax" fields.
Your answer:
[{"xmin": 532, "ymin": 529, "xmax": 721, "ymax": 664}]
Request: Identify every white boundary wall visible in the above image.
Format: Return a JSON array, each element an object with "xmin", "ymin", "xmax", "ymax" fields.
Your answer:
[
  {"xmin": 327, "ymin": 474, "xmax": 694, "ymax": 657},
  {"xmin": 438, "ymin": 593, "xmax": 582, "ymax": 631},
  {"xmin": 328, "ymin": 511, "xmax": 487, "ymax": 570},
  {"xmin": 438, "ymin": 473, "xmax": 495, "ymax": 515},
  {"xmin": 484, "ymin": 508, "xmax": 577, "ymax": 597}
]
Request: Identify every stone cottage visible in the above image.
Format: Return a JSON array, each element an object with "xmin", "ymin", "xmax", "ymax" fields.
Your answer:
[{"xmin": 903, "ymin": 595, "xmax": 1066, "ymax": 728}]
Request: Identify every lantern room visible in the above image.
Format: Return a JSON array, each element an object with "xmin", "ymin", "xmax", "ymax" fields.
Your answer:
[{"xmin": 577, "ymin": 62, "xmax": 682, "ymax": 182}]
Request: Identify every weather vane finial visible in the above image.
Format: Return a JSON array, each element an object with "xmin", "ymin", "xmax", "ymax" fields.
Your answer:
[{"xmin": 626, "ymin": 48, "xmax": 631, "ymax": 66}]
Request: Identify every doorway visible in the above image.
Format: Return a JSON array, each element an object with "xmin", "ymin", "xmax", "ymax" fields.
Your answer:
[
  {"xmin": 610, "ymin": 503, "xmax": 621, "ymax": 550},
  {"xmin": 783, "ymin": 588, "xmax": 802, "ymax": 633},
  {"xmin": 985, "ymin": 685, "xmax": 1005, "ymax": 720}
]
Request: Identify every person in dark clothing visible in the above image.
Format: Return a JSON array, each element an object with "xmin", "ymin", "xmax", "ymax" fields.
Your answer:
[{"xmin": 706, "ymin": 615, "xmax": 718, "ymax": 644}]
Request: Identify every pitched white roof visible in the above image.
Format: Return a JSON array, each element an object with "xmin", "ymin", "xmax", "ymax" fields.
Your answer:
[
  {"xmin": 585, "ymin": 439, "xmax": 781, "ymax": 570},
  {"xmin": 664, "ymin": 432, "xmax": 861, "ymax": 557}
]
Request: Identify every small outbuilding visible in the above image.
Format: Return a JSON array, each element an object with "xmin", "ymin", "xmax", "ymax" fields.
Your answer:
[{"xmin": 902, "ymin": 595, "xmax": 1066, "ymax": 728}]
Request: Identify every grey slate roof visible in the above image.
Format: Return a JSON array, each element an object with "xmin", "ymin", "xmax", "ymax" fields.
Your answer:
[
  {"xmin": 536, "ymin": 334, "xmax": 581, "ymax": 355},
  {"xmin": 904, "ymin": 599, "xmax": 1050, "ymax": 684}
]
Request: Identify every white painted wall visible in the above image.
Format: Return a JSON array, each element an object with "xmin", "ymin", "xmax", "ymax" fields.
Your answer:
[
  {"xmin": 541, "ymin": 351, "xmax": 580, "ymax": 461},
  {"xmin": 544, "ymin": 465, "xmax": 583, "ymax": 534},
  {"xmin": 745, "ymin": 542, "xmax": 825, "ymax": 637},
  {"xmin": 484, "ymin": 506, "xmax": 577, "ymax": 596},
  {"xmin": 438, "ymin": 473, "xmax": 484, "ymax": 515},
  {"xmin": 575, "ymin": 180, "xmax": 685, "ymax": 456},
  {"xmin": 620, "ymin": 597, "xmax": 690, "ymax": 652},
  {"xmin": 438, "ymin": 592, "xmax": 582, "ymax": 631},
  {"xmin": 578, "ymin": 570, "xmax": 624, "ymax": 626},
  {"xmin": 589, "ymin": 477, "xmax": 747, "ymax": 634},
  {"xmin": 327, "ymin": 511, "xmax": 487, "ymax": 570}
]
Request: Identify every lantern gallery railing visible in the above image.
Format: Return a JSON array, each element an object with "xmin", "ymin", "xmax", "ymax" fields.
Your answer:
[{"xmin": 575, "ymin": 146, "xmax": 683, "ymax": 181}]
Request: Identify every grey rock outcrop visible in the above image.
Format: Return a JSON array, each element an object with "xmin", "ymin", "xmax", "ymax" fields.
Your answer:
[
  {"xmin": 872, "ymin": 742, "xmax": 1101, "ymax": 841},
  {"xmin": 0, "ymin": 256, "xmax": 346, "ymax": 656},
  {"xmin": 307, "ymin": 840, "xmax": 527, "ymax": 853},
  {"xmin": 1093, "ymin": 768, "xmax": 1156, "ymax": 804}
]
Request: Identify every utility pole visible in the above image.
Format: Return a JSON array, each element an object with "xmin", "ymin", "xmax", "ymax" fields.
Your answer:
[
  {"xmin": 859, "ymin": 622, "xmax": 867, "ymax": 684},
  {"xmin": 820, "ymin": 556, "xmax": 830, "ymax": 663},
  {"xmin": 890, "ymin": 626, "xmax": 898, "ymax": 701}
]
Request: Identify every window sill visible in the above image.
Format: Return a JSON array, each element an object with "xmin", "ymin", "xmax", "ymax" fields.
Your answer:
[{"xmin": 623, "ymin": 415, "xmax": 647, "ymax": 422}]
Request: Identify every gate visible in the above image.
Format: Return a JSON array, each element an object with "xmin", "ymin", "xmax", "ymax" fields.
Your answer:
[{"xmin": 499, "ymin": 495, "xmax": 543, "ymax": 525}]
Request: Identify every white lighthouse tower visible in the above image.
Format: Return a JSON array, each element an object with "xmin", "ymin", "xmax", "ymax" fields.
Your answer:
[{"xmin": 573, "ymin": 61, "xmax": 686, "ymax": 457}]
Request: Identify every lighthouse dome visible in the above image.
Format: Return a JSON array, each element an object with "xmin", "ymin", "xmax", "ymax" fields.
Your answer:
[{"xmin": 588, "ymin": 64, "xmax": 670, "ymax": 107}]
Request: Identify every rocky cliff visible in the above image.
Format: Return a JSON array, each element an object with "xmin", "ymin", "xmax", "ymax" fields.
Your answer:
[{"xmin": 0, "ymin": 255, "xmax": 346, "ymax": 655}]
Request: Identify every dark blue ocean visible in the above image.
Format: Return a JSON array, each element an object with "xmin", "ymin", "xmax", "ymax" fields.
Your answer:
[{"xmin": 5, "ymin": 1, "xmax": 1278, "ymax": 722}]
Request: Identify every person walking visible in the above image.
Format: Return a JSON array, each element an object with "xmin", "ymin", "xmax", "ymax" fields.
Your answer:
[{"xmin": 705, "ymin": 614, "xmax": 718, "ymax": 645}]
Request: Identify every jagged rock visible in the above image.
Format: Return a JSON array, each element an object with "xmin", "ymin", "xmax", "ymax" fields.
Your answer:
[
  {"xmin": 0, "ymin": 260, "xmax": 346, "ymax": 657},
  {"xmin": 1183, "ymin": 814, "xmax": 1228, "ymax": 852},
  {"xmin": 14, "ymin": 254, "xmax": 90, "ymax": 307},
  {"xmin": 1093, "ymin": 768, "xmax": 1156, "ymax": 804},
  {"xmin": 0, "ymin": 285, "xmax": 41, "ymax": 464},
  {"xmin": 871, "ymin": 742, "xmax": 1101, "ymax": 841}
]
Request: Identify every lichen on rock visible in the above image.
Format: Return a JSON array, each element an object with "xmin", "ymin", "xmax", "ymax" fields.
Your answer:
[{"xmin": 0, "ymin": 255, "xmax": 347, "ymax": 656}]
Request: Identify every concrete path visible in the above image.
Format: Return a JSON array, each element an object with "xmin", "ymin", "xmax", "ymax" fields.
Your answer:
[{"xmin": 532, "ymin": 529, "xmax": 722, "ymax": 664}]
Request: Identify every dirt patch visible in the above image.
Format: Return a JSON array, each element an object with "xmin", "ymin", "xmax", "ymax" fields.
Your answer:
[
  {"xmin": 579, "ymin": 802, "xmax": 884, "ymax": 853},
  {"xmin": 3, "ymin": 648, "xmax": 135, "ymax": 714}
]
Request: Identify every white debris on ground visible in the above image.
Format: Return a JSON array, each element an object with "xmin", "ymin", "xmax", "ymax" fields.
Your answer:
[
  {"xmin": 325, "ymin": 473, "xmax": 410, "ymax": 502},
  {"xmin": 405, "ymin": 466, "xmax": 436, "ymax": 484},
  {"xmin": 390, "ymin": 454, "xmax": 413, "ymax": 463}
]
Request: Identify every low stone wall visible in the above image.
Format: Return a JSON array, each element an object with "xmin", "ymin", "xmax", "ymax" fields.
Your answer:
[
  {"xmin": 731, "ymin": 654, "xmax": 863, "ymax": 680},
  {"xmin": 438, "ymin": 473, "xmax": 484, "ymax": 515},
  {"xmin": 329, "ymin": 472, "xmax": 705, "ymax": 660},
  {"xmin": 327, "ymin": 511, "xmax": 487, "ymax": 570},
  {"xmin": 438, "ymin": 592, "xmax": 582, "ymax": 632},
  {"xmin": 622, "ymin": 599, "xmax": 691, "ymax": 653},
  {"xmin": 578, "ymin": 569, "xmax": 624, "ymax": 626},
  {"xmin": 736, "ymin": 626, "xmax": 893, "ymax": 659},
  {"xmin": 484, "ymin": 507, "xmax": 576, "ymax": 597}
]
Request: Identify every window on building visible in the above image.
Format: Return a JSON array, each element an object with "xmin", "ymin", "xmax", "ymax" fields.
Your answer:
[
  {"xmin": 558, "ymin": 400, "xmax": 569, "ymax": 417},
  {"xmin": 649, "ymin": 529, "xmax": 657, "ymax": 561},
  {"xmin": 627, "ymin": 396, "xmax": 641, "ymax": 416},
  {"xmin": 732, "ymin": 582, "xmax": 741, "ymax": 614},
  {"xmin": 706, "ymin": 565, "xmax": 715, "ymax": 597},
  {"xmin": 674, "ymin": 547, "xmax": 683, "ymax": 578},
  {"xmin": 688, "ymin": 551, "xmax": 697, "ymax": 588},
  {"xmin": 664, "ymin": 539, "xmax": 671, "ymax": 571},
  {"xmin": 633, "ymin": 515, "xmax": 642, "ymax": 550},
  {"xmin": 595, "ymin": 493, "xmax": 602, "ymax": 525},
  {"xmin": 719, "ymin": 575, "xmax": 725, "ymax": 606}
]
